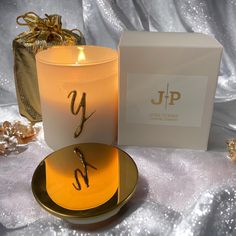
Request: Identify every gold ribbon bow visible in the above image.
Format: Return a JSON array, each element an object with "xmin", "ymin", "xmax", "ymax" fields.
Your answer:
[{"xmin": 16, "ymin": 12, "xmax": 84, "ymax": 51}]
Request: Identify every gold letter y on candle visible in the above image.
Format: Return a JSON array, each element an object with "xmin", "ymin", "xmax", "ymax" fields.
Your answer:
[{"xmin": 68, "ymin": 90, "xmax": 95, "ymax": 138}]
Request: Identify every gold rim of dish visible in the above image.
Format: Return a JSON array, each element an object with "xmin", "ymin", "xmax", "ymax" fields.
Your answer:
[{"xmin": 31, "ymin": 143, "xmax": 138, "ymax": 220}]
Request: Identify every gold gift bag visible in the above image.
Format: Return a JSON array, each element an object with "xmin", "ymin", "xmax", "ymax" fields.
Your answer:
[{"xmin": 13, "ymin": 12, "xmax": 85, "ymax": 123}]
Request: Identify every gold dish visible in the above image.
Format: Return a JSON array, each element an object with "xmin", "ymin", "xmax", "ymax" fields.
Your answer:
[{"xmin": 31, "ymin": 143, "xmax": 138, "ymax": 224}]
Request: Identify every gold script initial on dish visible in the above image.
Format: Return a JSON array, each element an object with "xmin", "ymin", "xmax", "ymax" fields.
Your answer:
[{"xmin": 72, "ymin": 147, "xmax": 97, "ymax": 191}]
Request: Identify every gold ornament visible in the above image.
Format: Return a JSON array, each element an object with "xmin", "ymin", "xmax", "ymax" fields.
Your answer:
[
  {"xmin": 226, "ymin": 139, "xmax": 236, "ymax": 161},
  {"xmin": 0, "ymin": 121, "xmax": 39, "ymax": 155}
]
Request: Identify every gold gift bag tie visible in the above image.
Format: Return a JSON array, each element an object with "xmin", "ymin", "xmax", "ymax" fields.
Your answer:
[{"xmin": 16, "ymin": 11, "xmax": 84, "ymax": 52}]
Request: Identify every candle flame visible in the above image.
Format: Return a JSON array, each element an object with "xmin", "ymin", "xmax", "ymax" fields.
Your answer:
[{"xmin": 76, "ymin": 47, "xmax": 86, "ymax": 64}]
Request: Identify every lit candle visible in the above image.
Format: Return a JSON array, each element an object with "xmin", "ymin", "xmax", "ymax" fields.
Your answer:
[{"xmin": 36, "ymin": 46, "xmax": 118, "ymax": 150}]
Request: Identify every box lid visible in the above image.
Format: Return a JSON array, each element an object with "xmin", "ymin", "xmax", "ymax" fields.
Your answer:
[{"xmin": 119, "ymin": 31, "xmax": 223, "ymax": 48}]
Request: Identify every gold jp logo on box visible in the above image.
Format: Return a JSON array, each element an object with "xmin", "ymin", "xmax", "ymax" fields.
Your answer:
[{"xmin": 151, "ymin": 83, "xmax": 181, "ymax": 110}]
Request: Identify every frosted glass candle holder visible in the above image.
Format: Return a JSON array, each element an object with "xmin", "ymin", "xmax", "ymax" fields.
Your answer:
[{"xmin": 36, "ymin": 46, "xmax": 118, "ymax": 150}]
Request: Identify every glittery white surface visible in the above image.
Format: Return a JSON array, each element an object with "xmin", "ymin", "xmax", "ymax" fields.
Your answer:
[
  {"xmin": 0, "ymin": 105, "xmax": 236, "ymax": 236},
  {"xmin": 1, "ymin": 0, "xmax": 236, "ymax": 235}
]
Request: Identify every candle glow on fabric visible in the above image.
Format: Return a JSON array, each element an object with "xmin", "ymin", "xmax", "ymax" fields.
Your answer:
[{"xmin": 36, "ymin": 46, "xmax": 118, "ymax": 150}]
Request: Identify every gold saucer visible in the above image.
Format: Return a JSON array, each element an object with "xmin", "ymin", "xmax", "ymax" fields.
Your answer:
[{"xmin": 31, "ymin": 143, "xmax": 138, "ymax": 224}]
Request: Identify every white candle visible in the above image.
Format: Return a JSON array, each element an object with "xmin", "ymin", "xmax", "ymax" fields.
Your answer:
[{"xmin": 36, "ymin": 46, "xmax": 118, "ymax": 150}]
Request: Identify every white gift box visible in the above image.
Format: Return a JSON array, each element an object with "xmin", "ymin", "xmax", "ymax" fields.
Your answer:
[{"xmin": 118, "ymin": 31, "xmax": 223, "ymax": 150}]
